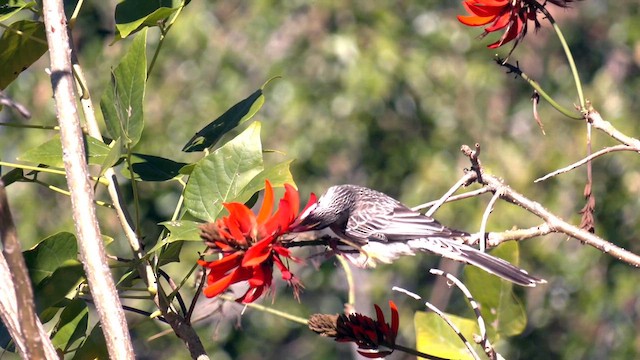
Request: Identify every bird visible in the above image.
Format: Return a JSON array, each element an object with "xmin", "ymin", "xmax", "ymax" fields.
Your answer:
[{"xmin": 291, "ymin": 184, "xmax": 545, "ymax": 287}]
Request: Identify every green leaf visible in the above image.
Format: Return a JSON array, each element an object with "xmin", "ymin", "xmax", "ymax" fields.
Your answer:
[
  {"xmin": 98, "ymin": 138, "xmax": 123, "ymax": 178},
  {"xmin": 157, "ymin": 240, "xmax": 183, "ymax": 266},
  {"xmin": 72, "ymin": 323, "xmax": 108, "ymax": 360},
  {"xmin": 0, "ymin": 0, "xmax": 37, "ymax": 22},
  {"xmin": 414, "ymin": 311, "xmax": 479, "ymax": 360},
  {"xmin": 100, "ymin": 28, "xmax": 147, "ymax": 147},
  {"xmin": 121, "ymin": 153, "xmax": 187, "ymax": 181},
  {"xmin": 114, "ymin": 0, "xmax": 181, "ymax": 39},
  {"xmin": 182, "ymin": 88, "xmax": 265, "ymax": 152},
  {"xmin": 34, "ymin": 261, "xmax": 85, "ymax": 313},
  {"xmin": 464, "ymin": 241, "xmax": 527, "ymax": 337},
  {"xmin": 1, "ymin": 167, "xmax": 23, "ymax": 186},
  {"xmin": 161, "ymin": 220, "xmax": 202, "ymax": 242},
  {"xmin": 179, "ymin": 163, "xmax": 196, "ymax": 175},
  {"xmin": 0, "ymin": 20, "xmax": 47, "ymax": 90},
  {"xmin": 146, "ymin": 220, "xmax": 202, "ymax": 256},
  {"xmin": 233, "ymin": 160, "xmax": 295, "ymax": 204},
  {"xmin": 23, "ymin": 232, "xmax": 78, "ymax": 285},
  {"xmin": 183, "ymin": 121, "xmax": 264, "ymax": 221},
  {"xmin": 51, "ymin": 299, "xmax": 89, "ymax": 352},
  {"xmin": 17, "ymin": 134, "xmax": 111, "ymax": 168}
]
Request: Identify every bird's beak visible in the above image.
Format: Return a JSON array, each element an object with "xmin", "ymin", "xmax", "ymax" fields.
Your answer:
[{"xmin": 289, "ymin": 203, "xmax": 318, "ymax": 232}]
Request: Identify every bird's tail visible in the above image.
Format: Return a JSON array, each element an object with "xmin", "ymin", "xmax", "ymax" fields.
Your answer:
[{"xmin": 406, "ymin": 238, "xmax": 546, "ymax": 287}]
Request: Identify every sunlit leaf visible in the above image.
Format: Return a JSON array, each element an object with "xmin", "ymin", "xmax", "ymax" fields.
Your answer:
[
  {"xmin": 414, "ymin": 310, "xmax": 479, "ymax": 360},
  {"xmin": 120, "ymin": 153, "xmax": 187, "ymax": 181},
  {"xmin": 233, "ymin": 160, "xmax": 295, "ymax": 204},
  {"xmin": 0, "ymin": 20, "xmax": 47, "ymax": 90},
  {"xmin": 100, "ymin": 28, "xmax": 147, "ymax": 147},
  {"xmin": 114, "ymin": 0, "xmax": 183, "ymax": 39},
  {"xmin": 51, "ymin": 299, "xmax": 89, "ymax": 352},
  {"xmin": 183, "ymin": 121, "xmax": 264, "ymax": 221},
  {"xmin": 98, "ymin": 137, "xmax": 123, "ymax": 178},
  {"xmin": 161, "ymin": 220, "xmax": 202, "ymax": 242},
  {"xmin": 146, "ymin": 220, "xmax": 202, "ymax": 256},
  {"xmin": 182, "ymin": 87, "xmax": 265, "ymax": 152},
  {"xmin": 464, "ymin": 241, "xmax": 527, "ymax": 337},
  {"xmin": 17, "ymin": 134, "xmax": 111, "ymax": 168}
]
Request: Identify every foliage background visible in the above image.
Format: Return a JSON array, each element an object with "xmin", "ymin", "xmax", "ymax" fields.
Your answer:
[{"xmin": 2, "ymin": 0, "xmax": 640, "ymax": 359}]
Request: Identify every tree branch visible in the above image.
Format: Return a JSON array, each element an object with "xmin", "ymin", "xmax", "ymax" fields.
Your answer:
[
  {"xmin": 535, "ymin": 144, "xmax": 639, "ymax": 183},
  {"xmin": 461, "ymin": 145, "xmax": 640, "ymax": 267},
  {"xmin": 0, "ymin": 181, "xmax": 55, "ymax": 359},
  {"xmin": 41, "ymin": 1, "xmax": 135, "ymax": 358}
]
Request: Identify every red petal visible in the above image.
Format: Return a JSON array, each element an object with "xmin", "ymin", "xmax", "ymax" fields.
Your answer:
[
  {"xmin": 283, "ymin": 183, "xmax": 300, "ymax": 216},
  {"xmin": 223, "ymin": 202, "xmax": 257, "ymax": 234},
  {"xmin": 484, "ymin": 11, "xmax": 512, "ymax": 32},
  {"xmin": 257, "ymin": 180, "xmax": 274, "ymax": 224},
  {"xmin": 374, "ymin": 303, "xmax": 385, "ymax": 326},
  {"xmin": 242, "ymin": 237, "xmax": 274, "ymax": 266},
  {"xmin": 202, "ymin": 266, "xmax": 251, "ymax": 298},
  {"xmin": 389, "ymin": 300, "xmax": 399, "ymax": 339},
  {"xmin": 301, "ymin": 192, "xmax": 317, "ymax": 214},
  {"xmin": 487, "ymin": 16, "xmax": 523, "ymax": 48},
  {"xmin": 463, "ymin": 1, "xmax": 504, "ymax": 17},
  {"xmin": 457, "ymin": 14, "xmax": 496, "ymax": 26}
]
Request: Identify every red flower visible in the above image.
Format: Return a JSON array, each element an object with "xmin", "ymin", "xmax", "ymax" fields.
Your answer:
[
  {"xmin": 335, "ymin": 301, "xmax": 399, "ymax": 358},
  {"xmin": 198, "ymin": 180, "xmax": 317, "ymax": 303},
  {"xmin": 457, "ymin": 0, "xmax": 575, "ymax": 49}
]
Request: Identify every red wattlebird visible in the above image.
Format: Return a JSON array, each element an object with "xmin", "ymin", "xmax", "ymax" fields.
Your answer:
[{"xmin": 292, "ymin": 185, "xmax": 545, "ymax": 287}]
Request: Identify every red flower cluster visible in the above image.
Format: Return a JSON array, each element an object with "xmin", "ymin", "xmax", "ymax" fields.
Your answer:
[
  {"xmin": 335, "ymin": 301, "xmax": 399, "ymax": 358},
  {"xmin": 457, "ymin": 0, "xmax": 575, "ymax": 49},
  {"xmin": 198, "ymin": 180, "xmax": 317, "ymax": 303}
]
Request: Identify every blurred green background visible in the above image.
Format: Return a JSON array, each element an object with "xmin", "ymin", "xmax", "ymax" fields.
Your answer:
[{"xmin": 2, "ymin": 0, "xmax": 640, "ymax": 359}]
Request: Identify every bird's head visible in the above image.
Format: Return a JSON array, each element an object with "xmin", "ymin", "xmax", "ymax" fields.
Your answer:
[{"xmin": 291, "ymin": 185, "xmax": 353, "ymax": 232}]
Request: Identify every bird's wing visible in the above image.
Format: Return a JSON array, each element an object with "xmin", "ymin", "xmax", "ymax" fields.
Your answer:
[
  {"xmin": 344, "ymin": 198, "xmax": 395, "ymax": 241},
  {"xmin": 381, "ymin": 206, "xmax": 460, "ymax": 241}
]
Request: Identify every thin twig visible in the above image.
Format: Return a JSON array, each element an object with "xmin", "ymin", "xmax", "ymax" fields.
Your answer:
[
  {"xmin": 411, "ymin": 188, "xmax": 491, "ymax": 212},
  {"xmin": 587, "ymin": 110, "xmax": 640, "ymax": 149},
  {"xmin": 430, "ymin": 269, "xmax": 499, "ymax": 360},
  {"xmin": 424, "ymin": 301, "xmax": 482, "ymax": 360},
  {"xmin": 478, "ymin": 190, "xmax": 502, "ymax": 252},
  {"xmin": 424, "ymin": 172, "xmax": 476, "ymax": 217},
  {"xmin": 535, "ymin": 145, "xmax": 638, "ymax": 182}
]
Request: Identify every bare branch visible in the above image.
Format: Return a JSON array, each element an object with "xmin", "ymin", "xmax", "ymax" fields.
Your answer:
[
  {"xmin": 411, "ymin": 188, "xmax": 492, "ymax": 212},
  {"xmin": 587, "ymin": 109, "xmax": 640, "ymax": 149},
  {"xmin": 423, "ymin": 172, "xmax": 476, "ymax": 217},
  {"xmin": 535, "ymin": 145, "xmax": 638, "ymax": 182},
  {"xmin": 392, "ymin": 286, "xmax": 481, "ymax": 360},
  {"xmin": 478, "ymin": 190, "xmax": 502, "ymax": 252},
  {"xmin": 41, "ymin": 1, "xmax": 135, "ymax": 358},
  {"xmin": 0, "ymin": 181, "xmax": 55, "ymax": 359},
  {"xmin": 429, "ymin": 269, "xmax": 503, "ymax": 360},
  {"xmin": 461, "ymin": 145, "xmax": 640, "ymax": 267}
]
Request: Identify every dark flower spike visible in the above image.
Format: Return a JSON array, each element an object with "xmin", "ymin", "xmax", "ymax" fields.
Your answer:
[
  {"xmin": 458, "ymin": 0, "xmax": 577, "ymax": 51},
  {"xmin": 310, "ymin": 301, "xmax": 399, "ymax": 359},
  {"xmin": 197, "ymin": 180, "xmax": 316, "ymax": 303}
]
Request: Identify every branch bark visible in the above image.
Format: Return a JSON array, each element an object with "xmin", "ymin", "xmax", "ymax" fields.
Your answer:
[
  {"xmin": 41, "ymin": 0, "xmax": 135, "ymax": 358},
  {"xmin": 460, "ymin": 145, "xmax": 640, "ymax": 267},
  {"xmin": 0, "ymin": 181, "xmax": 56, "ymax": 359}
]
